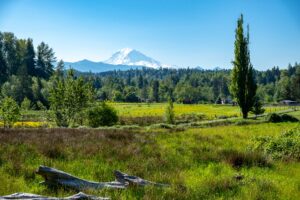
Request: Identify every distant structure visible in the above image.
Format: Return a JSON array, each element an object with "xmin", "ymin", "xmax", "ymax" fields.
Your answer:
[{"xmin": 280, "ymin": 100, "xmax": 299, "ymax": 106}]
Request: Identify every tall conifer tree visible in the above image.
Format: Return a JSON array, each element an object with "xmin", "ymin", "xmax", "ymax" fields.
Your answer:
[{"xmin": 230, "ymin": 14, "xmax": 257, "ymax": 118}]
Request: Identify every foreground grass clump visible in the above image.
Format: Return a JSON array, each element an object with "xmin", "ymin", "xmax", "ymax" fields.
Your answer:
[{"xmin": 0, "ymin": 123, "xmax": 299, "ymax": 199}]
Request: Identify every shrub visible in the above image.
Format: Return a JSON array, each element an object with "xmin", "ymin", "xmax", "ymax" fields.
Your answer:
[
  {"xmin": 281, "ymin": 114, "xmax": 299, "ymax": 122},
  {"xmin": 86, "ymin": 102, "xmax": 118, "ymax": 127},
  {"xmin": 266, "ymin": 113, "xmax": 299, "ymax": 123},
  {"xmin": 251, "ymin": 127, "xmax": 300, "ymax": 161},
  {"xmin": 266, "ymin": 113, "xmax": 282, "ymax": 122},
  {"xmin": 21, "ymin": 97, "xmax": 32, "ymax": 111},
  {"xmin": 164, "ymin": 99, "xmax": 175, "ymax": 124},
  {"xmin": 0, "ymin": 97, "xmax": 21, "ymax": 128}
]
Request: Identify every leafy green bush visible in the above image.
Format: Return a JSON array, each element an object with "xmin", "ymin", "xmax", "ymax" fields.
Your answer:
[
  {"xmin": 266, "ymin": 113, "xmax": 299, "ymax": 123},
  {"xmin": 0, "ymin": 97, "xmax": 20, "ymax": 128},
  {"xmin": 86, "ymin": 102, "xmax": 118, "ymax": 127},
  {"xmin": 251, "ymin": 127, "xmax": 300, "ymax": 161},
  {"xmin": 21, "ymin": 97, "xmax": 32, "ymax": 111}
]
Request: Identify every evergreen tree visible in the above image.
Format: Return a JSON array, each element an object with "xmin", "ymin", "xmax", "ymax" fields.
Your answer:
[
  {"xmin": 230, "ymin": 14, "xmax": 257, "ymax": 118},
  {"xmin": 16, "ymin": 39, "xmax": 33, "ymax": 102},
  {"xmin": 290, "ymin": 67, "xmax": 300, "ymax": 101},
  {"xmin": 25, "ymin": 39, "xmax": 36, "ymax": 76},
  {"xmin": 0, "ymin": 32, "xmax": 8, "ymax": 84},
  {"xmin": 152, "ymin": 80, "xmax": 160, "ymax": 102},
  {"xmin": 36, "ymin": 42, "xmax": 56, "ymax": 79},
  {"xmin": 3, "ymin": 32, "xmax": 18, "ymax": 75},
  {"xmin": 55, "ymin": 59, "xmax": 65, "ymax": 79},
  {"xmin": 137, "ymin": 74, "xmax": 143, "ymax": 89}
]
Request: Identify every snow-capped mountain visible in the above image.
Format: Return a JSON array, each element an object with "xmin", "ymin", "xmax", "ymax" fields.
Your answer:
[
  {"xmin": 105, "ymin": 48, "xmax": 169, "ymax": 69},
  {"xmin": 64, "ymin": 48, "xmax": 172, "ymax": 72}
]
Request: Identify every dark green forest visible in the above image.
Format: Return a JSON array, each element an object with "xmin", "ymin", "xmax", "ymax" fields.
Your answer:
[{"xmin": 0, "ymin": 31, "xmax": 299, "ymax": 109}]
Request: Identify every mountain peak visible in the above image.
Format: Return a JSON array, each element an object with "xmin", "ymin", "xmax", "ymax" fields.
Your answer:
[
  {"xmin": 119, "ymin": 47, "xmax": 134, "ymax": 55},
  {"xmin": 105, "ymin": 48, "xmax": 166, "ymax": 68}
]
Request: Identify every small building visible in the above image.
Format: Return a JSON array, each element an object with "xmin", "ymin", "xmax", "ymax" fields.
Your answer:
[{"xmin": 280, "ymin": 100, "xmax": 299, "ymax": 106}]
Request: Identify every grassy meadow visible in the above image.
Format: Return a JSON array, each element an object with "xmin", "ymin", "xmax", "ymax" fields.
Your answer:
[
  {"xmin": 0, "ymin": 122, "xmax": 300, "ymax": 199},
  {"xmin": 0, "ymin": 103, "xmax": 299, "ymax": 199}
]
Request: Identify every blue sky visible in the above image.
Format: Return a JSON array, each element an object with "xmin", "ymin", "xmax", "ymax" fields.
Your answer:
[{"xmin": 0, "ymin": 0, "xmax": 299, "ymax": 69}]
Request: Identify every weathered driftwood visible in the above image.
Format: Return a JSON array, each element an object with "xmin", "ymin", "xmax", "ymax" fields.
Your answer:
[
  {"xmin": 36, "ymin": 166, "xmax": 168, "ymax": 190},
  {"xmin": 36, "ymin": 166, "xmax": 126, "ymax": 190},
  {"xmin": 0, "ymin": 192, "xmax": 109, "ymax": 200},
  {"xmin": 114, "ymin": 170, "xmax": 169, "ymax": 187}
]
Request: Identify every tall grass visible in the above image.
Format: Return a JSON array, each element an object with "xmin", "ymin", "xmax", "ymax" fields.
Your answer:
[{"xmin": 0, "ymin": 123, "xmax": 299, "ymax": 199}]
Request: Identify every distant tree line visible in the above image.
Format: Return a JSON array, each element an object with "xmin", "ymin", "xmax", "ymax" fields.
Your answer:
[
  {"xmin": 0, "ymin": 31, "xmax": 299, "ymax": 109},
  {"xmin": 78, "ymin": 63, "xmax": 300, "ymax": 104}
]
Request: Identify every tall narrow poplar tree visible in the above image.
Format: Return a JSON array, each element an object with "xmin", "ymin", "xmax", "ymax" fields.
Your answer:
[{"xmin": 230, "ymin": 14, "xmax": 257, "ymax": 119}]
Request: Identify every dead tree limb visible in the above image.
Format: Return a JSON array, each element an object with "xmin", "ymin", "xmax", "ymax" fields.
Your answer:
[
  {"xmin": 0, "ymin": 192, "xmax": 109, "ymax": 200},
  {"xmin": 36, "ymin": 166, "xmax": 127, "ymax": 190},
  {"xmin": 114, "ymin": 170, "xmax": 169, "ymax": 187},
  {"xmin": 36, "ymin": 166, "xmax": 169, "ymax": 191}
]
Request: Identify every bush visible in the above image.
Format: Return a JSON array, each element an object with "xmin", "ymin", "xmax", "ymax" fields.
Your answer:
[
  {"xmin": 0, "ymin": 97, "xmax": 21, "ymax": 128},
  {"xmin": 251, "ymin": 127, "xmax": 300, "ymax": 161},
  {"xmin": 266, "ymin": 113, "xmax": 299, "ymax": 123},
  {"xmin": 21, "ymin": 97, "xmax": 32, "ymax": 111},
  {"xmin": 281, "ymin": 114, "xmax": 299, "ymax": 122},
  {"xmin": 266, "ymin": 113, "xmax": 282, "ymax": 122},
  {"xmin": 164, "ymin": 99, "xmax": 175, "ymax": 124},
  {"xmin": 86, "ymin": 102, "xmax": 118, "ymax": 127}
]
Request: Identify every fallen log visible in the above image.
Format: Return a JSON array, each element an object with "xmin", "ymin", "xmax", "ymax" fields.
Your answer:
[
  {"xmin": 114, "ymin": 170, "xmax": 169, "ymax": 187},
  {"xmin": 0, "ymin": 192, "xmax": 109, "ymax": 200},
  {"xmin": 36, "ymin": 166, "xmax": 127, "ymax": 190},
  {"xmin": 36, "ymin": 166, "xmax": 169, "ymax": 191}
]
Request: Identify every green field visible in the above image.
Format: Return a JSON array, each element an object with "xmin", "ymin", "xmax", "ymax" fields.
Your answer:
[
  {"xmin": 0, "ymin": 104, "xmax": 299, "ymax": 199},
  {"xmin": 111, "ymin": 103, "xmax": 290, "ymax": 118},
  {"xmin": 17, "ymin": 103, "xmax": 294, "ymax": 127},
  {"xmin": 0, "ymin": 122, "xmax": 299, "ymax": 199}
]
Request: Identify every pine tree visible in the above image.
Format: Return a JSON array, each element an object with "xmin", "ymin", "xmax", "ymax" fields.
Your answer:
[
  {"xmin": 0, "ymin": 32, "xmax": 8, "ymax": 84},
  {"xmin": 36, "ymin": 42, "xmax": 56, "ymax": 79},
  {"xmin": 55, "ymin": 60, "xmax": 65, "ymax": 79},
  {"xmin": 230, "ymin": 14, "xmax": 257, "ymax": 119},
  {"xmin": 3, "ymin": 32, "xmax": 18, "ymax": 75},
  {"xmin": 16, "ymin": 39, "xmax": 33, "ymax": 103},
  {"xmin": 152, "ymin": 80, "xmax": 159, "ymax": 102},
  {"xmin": 25, "ymin": 38, "xmax": 36, "ymax": 76}
]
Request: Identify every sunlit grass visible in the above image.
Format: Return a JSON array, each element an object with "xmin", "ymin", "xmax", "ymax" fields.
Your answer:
[
  {"xmin": 0, "ymin": 122, "xmax": 299, "ymax": 199},
  {"xmin": 110, "ymin": 103, "xmax": 290, "ymax": 119}
]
